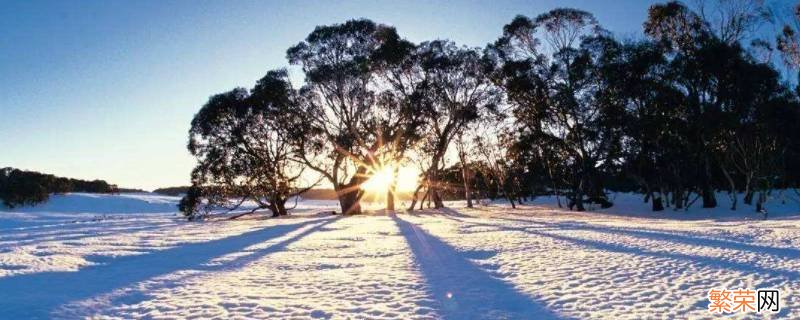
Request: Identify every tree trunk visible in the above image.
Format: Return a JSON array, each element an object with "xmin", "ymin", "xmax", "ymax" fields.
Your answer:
[
  {"xmin": 432, "ymin": 190, "xmax": 444, "ymax": 209},
  {"xmin": 337, "ymin": 190, "xmax": 362, "ymax": 215},
  {"xmin": 419, "ymin": 187, "xmax": 430, "ymax": 210},
  {"xmin": 756, "ymin": 191, "xmax": 766, "ymax": 215},
  {"xmin": 701, "ymin": 156, "xmax": 717, "ymax": 208},
  {"xmin": 554, "ymin": 187, "xmax": 562, "ymax": 208},
  {"xmin": 336, "ymin": 168, "xmax": 369, "ymax": 215},
  {"xmin": 720, "ymin": 164, "xmax": 737, "ymax": 210},
  {"xmin": 652, "ymin": 194, "xmax": 664, "ymax": 211},
  {"xmin": 426, "ymin": 149, "xmax": 447, "ymax": 209},
  {"xmin": 269, "ymin": 202, "xmax": 281, "ymax": 218},
  {"xmin": 386, "ymin": 188, "xmax": 395, "ymax": 211},
  {"xmin": 701, "ymin": 185, "xmax": 717, "ymax": 208},
  {"xmin": 429, "ymin": 166, "xmax": 444, "ymax": 209},
  {"xmin": 573, "ymin": 196, "xmax": 585, "ymax": 211},
  {"xmin": 504, "ymin": 186, "xmax": 516, "ymax": 209},
  {"xmin": 572, "ymin": 178, "xmax": 585, "ymax": 211},
  {"xmin": 462, "ymin": 165, "xmax": 473, "ymax": 208},
  {"xmin": 407, "ymin": 183, "xmax": 423, "ymax": 211},
  {"xmin": 673, "ymin": 188, "xmax": 684, "ymax": 210},
  {"xmin": 426, "ymin": 190, "xmax": 432, "ymax": 208},
  {"xmin": 276, "ymin": 198, "xmax": 288, "ymax": 216},
  {"xmin": 386, "ymin": 167, "xmax": 398, "ymax": 211}
]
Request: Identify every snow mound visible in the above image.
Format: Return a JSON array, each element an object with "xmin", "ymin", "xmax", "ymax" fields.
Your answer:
[
  {"xmin": 0, "ymin": 193, "xmax": 181, "ymax": 231},
  {"xmin": 6, "ymin": 193, "xmax": 180, "ymax": 214}
]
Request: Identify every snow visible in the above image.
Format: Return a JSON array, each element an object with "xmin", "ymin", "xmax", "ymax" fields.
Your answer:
[{"xmin": 0, "ymin": 192, "xmax": 798, "ymax": 319}]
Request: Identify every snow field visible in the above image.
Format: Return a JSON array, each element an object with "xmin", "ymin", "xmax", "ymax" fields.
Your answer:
[{"xmin": 0, "ymin": 193, "xmax": 798, "ymax": 319}]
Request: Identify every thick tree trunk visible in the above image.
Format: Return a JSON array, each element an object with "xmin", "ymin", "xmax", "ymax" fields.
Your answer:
[
  {"xmin": 266, "ymin": 197, "xmax": 289, "ymax": 217},
  {"xmin": 756, "ymin": 191, "xmax": 766, "ymax": 214},
  {"xmin": 429, "ymin": 168, "xmax": 444, "ymax": 209},
  {"xmin": 652, "ymin": 194, "xmax": 664, "ymax": 211},
  {"xmin": 336, "ymin": 167, "xmax": 369, "ymax": 215},
  {"xmin": 337, "ymin": 190, "xmax": 362, "ymax": 215},
  {"xmin": 432, "ymin": 190, "xmax": 444, "ymax": 209},
  {"xmin": 673, "ymin": 188, "xmax": 684, "ymax": 210},
  {"xmin": 701, "ymin": 156, "xmax": 717, "ymax": 208},
  {"xmin": 571, "ymin": 179, "xmax": 585, "ymax": 211},
  {"xmin": 701, "ymin": 186, "xmax": 717, "ymax": 208},
  {"xmin": 573, "ymin": 195, "xmax": 585, "ymax": 211},
  {"xmin": 276, "ymin": 199, "xmax": 288, "ymax": 216},
  {"xmin": 387, "ymin": 188, "xmax": 395, "ymax": 211},
  {"xmin": 426, "ymin": 148, "xmax": 447, "ymax": 209},
  {"xmin": 419, "ymin": 187, "xmax": 430, "ymax": 210},
  {"xmin": 269, "ymin": 202, "xmax": 280, "ymax": 218},
  {"xmin": 339, "ymin": 192, "xmax": 361, "ymax": 214},
  {"xmin": 744, "ymin": 188, "xmax": 754, "ymax": 205}
]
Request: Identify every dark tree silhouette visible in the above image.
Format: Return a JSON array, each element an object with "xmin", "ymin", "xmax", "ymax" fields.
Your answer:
[
  {"xmin": 182, "ymin": 70, "xmax": 316, "ymax": 219},
  {"xmin": 287, "ymin": 19, "xmax": 422, "ymax": 214},
  {"xmin": 403, "ymin": 40, "xmax": 500, "ymax": 210},
  {"xmin": 178, "ymin": 3, "xmax": 800, "ymax": 219},
  {"xmin": 489, "ymin": 9, "xmax": 616, "ymax": 211},
  {"xmin": 0, "ymin": 167, "xmax": 116, "ymax": 208}
]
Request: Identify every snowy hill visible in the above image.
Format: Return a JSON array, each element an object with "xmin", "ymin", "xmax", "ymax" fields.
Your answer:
[
  {"xmin": 7, "ymin": 192, "xmax": 181, "ymax": 214},
  {"xmin": 0, "ymin": 193, "xmax": 182, "ymax": 230}
]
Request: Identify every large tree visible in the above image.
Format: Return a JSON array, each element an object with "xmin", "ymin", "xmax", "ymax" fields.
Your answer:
[
  {"xmin": 182, "ymin": 70, "xmax": 314, "ymax": 219},
  {"xmin": 404, "ymin": 40, "xmax": 500, "ymax": 210},
  {"xmin": 287, "ymin": 19, "xmax": 422, "ymax": 214},
  {"xmin": 489, "ymin": 9, "xmax": 617, "ymax": 211}
]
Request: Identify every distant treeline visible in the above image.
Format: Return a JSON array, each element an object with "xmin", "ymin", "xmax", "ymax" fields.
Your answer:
[
  {"xmin": 0, "ymin": 167, "xmax": 117, "ymax": 208},
  {"xmin": 152, "ymin": 186, "xmax": 191, "ymax": 196}
]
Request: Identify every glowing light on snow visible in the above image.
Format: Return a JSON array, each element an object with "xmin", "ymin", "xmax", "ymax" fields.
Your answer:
[{"xmin": 446, "ymin": 292, "xmax": 453, "ymax": 299}]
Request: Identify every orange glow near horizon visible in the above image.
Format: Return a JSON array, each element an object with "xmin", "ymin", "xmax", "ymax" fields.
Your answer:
[{"xmin": 360, "ymin": 165, "xmax": 419, "ymax": 202}]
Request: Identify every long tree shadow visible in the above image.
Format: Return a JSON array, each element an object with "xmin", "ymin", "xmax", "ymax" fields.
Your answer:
[
  {"xmin": 458, "ymin": 218, "xmax": 800, "ymax": 281},
  {"xmin": 0, "ymin": 221, "xmax": 176, "ymax": 248},
  {"xmin": 392, "ymin": 214, "xmax": 564, "ymax": 320},
  {"xmin": 0, "ymin": 216, "xmax": 336, "ymax": 319},
  {"xmin": 493, "ymin": 215, "xmax": 800, "ymax": 260}
]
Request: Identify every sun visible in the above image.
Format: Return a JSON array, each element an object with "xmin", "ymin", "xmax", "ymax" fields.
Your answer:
[
  {"xmin": 361, "ymin": 165, "xmax": 396, "ymax": 195},
  {"xmin": 360, "ymin": 165, "xmax": 418, "ymax": 197}
]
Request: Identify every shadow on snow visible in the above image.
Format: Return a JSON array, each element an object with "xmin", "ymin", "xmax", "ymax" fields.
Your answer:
[
  {"xmin": 497, "ymin": 215, "xmax": 800, "ymax": 260},
  {"xmin": 449, "ymin": 216, "xmax": 800, "ymax": 281},
  {"xmin": 392, "ymin": 214, "xmax": 564, "ymax": 320},
  {"xmin": 0, "ymin": 216, "xmax": 337, "ymax": 319}
]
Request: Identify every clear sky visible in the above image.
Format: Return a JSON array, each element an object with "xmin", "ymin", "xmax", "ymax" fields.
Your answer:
[{"xmin": 1, "ymin": 0, "xmax": 664, "ymax": 190}]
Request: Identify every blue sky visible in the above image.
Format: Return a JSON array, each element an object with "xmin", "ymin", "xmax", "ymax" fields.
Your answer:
[{"xmin": 2, "ymin": 0, "xmax": 676, "ymax": 190}]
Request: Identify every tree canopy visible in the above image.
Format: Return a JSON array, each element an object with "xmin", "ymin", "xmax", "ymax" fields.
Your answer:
[{"xmin": 182, "ymin": 2, "xmax": 800, "ymax": 219}]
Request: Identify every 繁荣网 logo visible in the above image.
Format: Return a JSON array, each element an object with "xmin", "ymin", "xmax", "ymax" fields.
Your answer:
[{"xmin": 708, "ymin": 288, "xmax": 780, "ymax": 314}]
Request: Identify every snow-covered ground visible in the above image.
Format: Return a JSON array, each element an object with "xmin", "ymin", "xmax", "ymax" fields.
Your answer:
[{"xmin": 0, "ymin": 192, "xmax": 798, "ymax": 319}]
